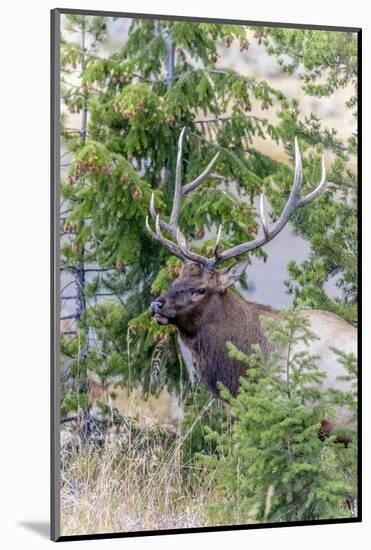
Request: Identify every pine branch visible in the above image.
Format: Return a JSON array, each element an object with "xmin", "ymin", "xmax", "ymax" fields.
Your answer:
[
  {"xmin": 60, "ymin": 314, "xmax": 79, "ymax": 321},
  {"xmin": 61, "ymin": 415, "xmax": 78, "ymax": 424}
]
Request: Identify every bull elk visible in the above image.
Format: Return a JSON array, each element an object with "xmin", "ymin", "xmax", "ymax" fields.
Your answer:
[{"xmin": 146, "ymin": 128, "xmax": 357, "ymax": 440}]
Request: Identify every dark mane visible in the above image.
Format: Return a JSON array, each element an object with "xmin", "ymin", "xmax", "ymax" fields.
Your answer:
[{"xmin": 179, "ymin": 289, "xmax": 278, "ymax": 397}]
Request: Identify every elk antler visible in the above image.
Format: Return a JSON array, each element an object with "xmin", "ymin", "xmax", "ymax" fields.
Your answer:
[
  {"xmin": 145, "ymin": 131, "xmax": 328, "ymax": 271},
  {"xmin": 145, "ymin": 127, "xmax": 220, "ymax": 266}
]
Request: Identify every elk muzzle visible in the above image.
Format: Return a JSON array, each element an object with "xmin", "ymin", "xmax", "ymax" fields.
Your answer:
[{"xmin": 150, "ymin": 297, "xmax": 169, "ymax": 324}]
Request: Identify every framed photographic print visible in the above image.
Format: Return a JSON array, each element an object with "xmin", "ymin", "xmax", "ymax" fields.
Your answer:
[{"xmin": 51, "ymin": 7, "xmax": 361, "ymax": 542}]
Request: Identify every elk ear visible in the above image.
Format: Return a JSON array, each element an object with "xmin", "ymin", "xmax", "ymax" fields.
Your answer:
[{"xmin": 218, "ymin": 260, "xmax": 248, "ymax": 292}]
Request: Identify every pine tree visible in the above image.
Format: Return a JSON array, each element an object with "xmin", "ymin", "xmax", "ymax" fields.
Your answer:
[
  {"xmin": 59, "ymin": 17, "xmax": 358, "ymax": 441},
  {"xmin": 259, "ymin": 28, "xmax": 358, "ymax": 324},
  {"xmin": 60, "ymin": 14, "xmax": 110, "ymax": 441},
  {"xmin": 60, "ymin": 16, "xmax": 286, "ymax": 424},
  {"xmin": 199, "ymin": 309, "xmax": 356, "ymax": 524}
]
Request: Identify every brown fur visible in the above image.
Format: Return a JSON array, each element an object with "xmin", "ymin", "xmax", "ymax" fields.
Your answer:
[
  {"xmin": 151, "ymin": 262, "xmax": 278, "ymax": 397},
  {"xmin": 150, "ymin": 262, "xmax": 356, "ymax": 444},
  {"xmin": 181, "ymin": 291, "xmax": 276, "ymax": 396},
  {"xmin": 318, "ymin": 419, "xmax": 352, "ymax": 447}
]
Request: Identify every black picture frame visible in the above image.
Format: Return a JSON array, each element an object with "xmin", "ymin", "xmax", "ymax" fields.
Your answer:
[{"xmin": 51, "ymin": 7, "xmax": 362, "ymax": 542}]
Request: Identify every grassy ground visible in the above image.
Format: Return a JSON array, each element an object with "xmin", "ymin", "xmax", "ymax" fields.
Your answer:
[
  {"xmin": 60, "ymin": 422, "xmax": 217, "ymax": 535},
  {"xmin": 60, "ymin": 383, "xmax": 357, "ymax": 535}
]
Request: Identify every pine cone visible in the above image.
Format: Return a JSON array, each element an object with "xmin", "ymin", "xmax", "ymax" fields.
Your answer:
[
  {"xmin": 132, "ymin": 189, "xmax": 143, "ymax": 201},
  {"xmin": 240, "ymin": 40, "xmax": 250, "ymax": 52},
  {"xmin": 167, "ymin": 115, "xmax": 176, "ymax": 127}
]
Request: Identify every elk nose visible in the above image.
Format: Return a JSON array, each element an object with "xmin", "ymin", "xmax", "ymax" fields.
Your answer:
[{"xmin": 150, "ymin": 297, "xmax": 166, "ymax": 315}]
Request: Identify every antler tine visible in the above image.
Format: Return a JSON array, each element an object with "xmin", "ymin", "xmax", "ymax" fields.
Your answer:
[
  {"xmin": 150, "ymin": 192, "xmax": 176, "ymax": 237},
  {"xmin": 149, "ymin": 192, "xmax": 157, "ymax": 220},
  {"xmin": 146, "ymin": 216, "xmax": 168, "ymax": 250},
  {"xmin": 210, "ymin": 172, "xmax": 227, "ymax": 182},
  {"xmin": 147, "ymin": 132, "xmax": 328, "ymax": 271},
  {"xmin": 176, "ymin": 227, "xmax": 187, "ymax": 250},
  {"xmin": 146, "ymin": 213, "xmax": 193, "ymax": 264},
  {"xmin": 145, "ymin": 215, "xmax": 157, "ymax": 240},
  {"xmin": 205, "ymin": 138, "xmax": 328, "ymax": 269},
  {"xmin": 294, "ymin": 136, "xmax": 303, "ymax": 191},
  {"xmin": 276, "ymin": 136, "xmax": 303, "ymax": 223},
  {"xmin": 297, "ymin": 154, "xmax": 327, "ymax": 207},
  {"xmin": 153, "ymin": 215, "xmax": 188, "ymax": 260},
  {"xmin": 176, "ymin": 227, "xmax": 210, "ymax": 265},
  {"xmin": 259, "ymin": 193, "xmax": 270, "ymax": 238},
  {"xmin": 145, "ymin": 215, "xmax": 172, "ymax": 250},
  {"xmin": 251, "ymin": 136, "xmax": 303, "ymax": 240},
  {"xmin": 183, "ymin": 152, "xmax": 220, "ymax": 195},
  {"xmin": 146, "ymin": 128, "xmax": 223, "ymax": 267},
  {"xmin": 169, "ymin": 127, "xmax": 186, "ymax": 226},
  {"xmin": 213, "ymin": 224, "xmax": 223, "ymax": 257},
  {"xmin": 153, "ymin": 215, "xmax": 208, "ymax": 265}
]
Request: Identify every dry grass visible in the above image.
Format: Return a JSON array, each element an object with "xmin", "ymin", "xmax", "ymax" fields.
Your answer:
[{"xmin": 60, "ymin": 425, "xmax": 216, "ymax": 536}]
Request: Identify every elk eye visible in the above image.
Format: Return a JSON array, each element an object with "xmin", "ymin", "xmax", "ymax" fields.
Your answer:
[{"xmin": 196, "ymin": 288, "xmax": 206, "ymax": 295}]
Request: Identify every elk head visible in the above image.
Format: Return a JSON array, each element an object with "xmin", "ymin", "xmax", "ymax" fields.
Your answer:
[
  {"xmin": 150, "ymin": 260, "xmax": 249, "ymax": 331},
  {"xmin": 146, "ymin": 128, "xmax": 327, "ymax": 329}
]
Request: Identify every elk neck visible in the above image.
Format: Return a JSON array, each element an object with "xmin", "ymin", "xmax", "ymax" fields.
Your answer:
[
  {"xmin": 176, "ymin": 289, "xmax": 276, "ymax": 396},
  {"xmin": 177, "ymin": 289, "xmax": 276, "ymax": 355}
]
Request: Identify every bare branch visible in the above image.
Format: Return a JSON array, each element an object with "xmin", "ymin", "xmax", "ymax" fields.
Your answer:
[
  {"xmin": 60, "ymin": 314, "xmax": 79, "ymax": 321},
  {"xmin": 61, "ymin": 415, "xmax": 78, "ymax": 424}
]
